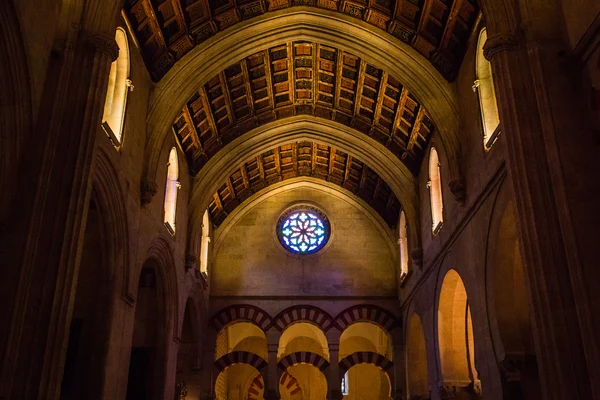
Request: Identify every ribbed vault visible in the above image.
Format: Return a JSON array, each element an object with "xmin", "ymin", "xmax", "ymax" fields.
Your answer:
[
  {"xmin": 208, "ymin": 141, "xmax": 401, "ymax": 227},
  {"xmin": 124, "ymin": 0, "xmax": 479, "ymax": 81},
  {"xmin": 173, "ymin": 41, "xmax": 435, "ymax": 176}
]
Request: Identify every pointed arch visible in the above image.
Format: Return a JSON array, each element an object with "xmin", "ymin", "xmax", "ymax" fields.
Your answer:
[
  {"xmin": 101, "ymin": 27, "xmax": 130, "ymax": 145},
  {"xmin": 164, "ymin": 147, "xmax": 180, "ymax": 234},
  {"xmin": 429, "ymin": 148, "xmax": 444, "ymax": 235},
  {"xmin": 475, "ymin": 28, "xmax": 501, "ymax": 149}
]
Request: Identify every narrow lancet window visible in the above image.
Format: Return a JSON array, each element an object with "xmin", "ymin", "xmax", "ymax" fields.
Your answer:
[
  {"xmin": 475, "ymin": 28, "xmax": 500, "ymax": 149},
  {"xmin": 164, "ymin": 148, "xmax": 180, "ymax": 234},
  {"xmin": 200, "ymin": 209, "xmax": 211, "ymax": 276},
  {"xmin": 429, "ymin": 148, "xmax": 443, "ymax": 235},
  {"xmin": 102, "ymin": 28, "xmax": 131, "ymax": 145},
  {"xmin": 399, "ymin": 211, "xmax": 409, "ymax": 281}
]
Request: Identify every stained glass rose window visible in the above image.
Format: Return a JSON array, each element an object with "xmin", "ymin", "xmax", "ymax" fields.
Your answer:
[{"xmin": 277, "ymin": 206, "xmax": 330, "ymax": 254}]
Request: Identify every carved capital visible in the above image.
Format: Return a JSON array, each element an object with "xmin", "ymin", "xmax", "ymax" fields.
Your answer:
[
  {"xmin": 411, "ymin": 248, "xmax": 423, "ymax": 268},
  {"xmin": 81, "ymin": 32, "xmax": 119, "ymax": 61},
  {"xmin": 140, "ymin": 177, "xmax": 158, "ymax": 205},
  {"xmin": 483, "ymin": 33, "xmax": 520, "ymax": 61},
  {"xmin": 185, "ymin": 254, "xmax": 197, "ymax": 271},
  {"xmin": 449, "ymin": 179, "xmax": 466, "ymax": 203},
  {"xmin": 499, "ymin": 354, "xmax": 524, "ymax": 383}
]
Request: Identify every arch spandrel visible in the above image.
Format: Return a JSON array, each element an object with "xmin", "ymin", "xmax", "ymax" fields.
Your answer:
[{"xmin": 144, "ymin": 12, "xmax": 462, "ymax": 190}]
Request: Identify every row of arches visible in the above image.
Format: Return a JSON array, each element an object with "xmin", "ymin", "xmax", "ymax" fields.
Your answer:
[
  {"xmin": 405, "ymin": 198, "xmax": 542, "ymax": 400},
  {"xmin": 213, "ymin": 318, "xmax": 395, "ymax": 400}
]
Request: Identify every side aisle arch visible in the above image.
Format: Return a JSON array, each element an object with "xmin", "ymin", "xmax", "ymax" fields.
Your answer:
[
  {"xmin": 273, "ymin": 306, "xmax": 334, "ymax": 332},
  {"xmin": 214, "ymin": 351, "xmax": 268, "ymax": 372},
  {"xmin": 278, "ymin": 352, "xmax": 330, "ymax": 373},
  {"xmin": 339, "ymin": 352, "xmax": 393, "ymax": 373},
  {"xmin": 211, "ymin": 304, "xmax": 273, "ymax": 332},
  {"xmin": 334, "ymin": 305, "xmax": 400, "ymax": 332}
]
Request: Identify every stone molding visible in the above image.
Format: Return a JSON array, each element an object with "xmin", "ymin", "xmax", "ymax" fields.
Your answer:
[
  {"xmin": 483, "ymin": 33, "xmax": 520, "ymax": 61},
  {"xmin": 81, "ymin": 31, "xmax": 119, "ymax": 61}
]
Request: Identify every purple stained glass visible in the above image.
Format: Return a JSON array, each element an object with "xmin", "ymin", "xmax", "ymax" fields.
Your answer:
[{"xmin": 278, "ymin": 207, "xmax": 330, "ymax": 254}]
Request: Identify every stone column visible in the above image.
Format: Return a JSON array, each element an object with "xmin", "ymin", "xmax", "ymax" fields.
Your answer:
[
  {"xmin": 391, "ymin": 328, "xmax": 405, "ymax": 400},
  {"xmin": 483, "ymin": 1, "xmax": 600, "ymax": 398},
  {"xmin": 265, "ymin": 327, "xmax": 282, "ymax": 400},
  {"xmin": 326, "ymin": 328, "xmax": 343, "ymax": 400},
  {"xmin": 200, "ymin": 329, "xmax": 217, "ymax": 400},
  {"xmin": 0, "ymin": 3, "xmax": 123, "ymax": 399}
]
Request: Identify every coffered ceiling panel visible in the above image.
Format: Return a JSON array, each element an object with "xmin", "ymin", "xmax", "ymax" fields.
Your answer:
[
  {"xmin": 124, "ymin": 0, "xmax": 479, "ymax": 81},
  {"xmin": 172, "ymin": 41, "xmax": 434, "ymax": 176},
  {"xmin": 208, "ymin": 141, "xmax": 402, "ymax": 227}
]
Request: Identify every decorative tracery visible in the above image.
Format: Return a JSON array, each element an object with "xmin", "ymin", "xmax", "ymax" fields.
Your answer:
[{"xmin": 277, "ymin": 206, "xmax": 330, "ymax": 254}]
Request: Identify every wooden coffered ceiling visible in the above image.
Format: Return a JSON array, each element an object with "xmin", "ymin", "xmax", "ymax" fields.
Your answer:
[
  {"xmin": 124, "ymin": 0, "xmax": 479, "ymax": 81},
  {"xmin": 172, "ymin": 41, "xmax": 435, "ymax": 176},
  {"xmin": 208, "ymin": 141, "xmax": 401, "ymax": 227}
]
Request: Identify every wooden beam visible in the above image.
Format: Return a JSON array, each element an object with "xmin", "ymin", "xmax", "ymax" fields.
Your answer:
[
  {"xmin": 390, "ymin": 87, "xmax": 410, "ymax": 145},
  {"xmin": 264, "ymin": 49, "xmax": 275, "ymax": 112},
  {"xmin": 311, "ymin": 142, "xmax": 318, "ymax": 173},
  {"xmin": 328, "ymin": 147, "xmax": 336, "ymax": 178},
  {"xmin": 354, "ymin": 60, "xmax": 367, "ymax": 117},
  {"xmin": 241, "ymin": 59, "xmax": 255, "ymax": 117},
  {"xmin": 407, "ymin": 105, "xmax": 426, "ymax": 151},
  {"xmin": 372, "ymin": 72, "xmax": 388, "ymax": 133},
  {"xmin": 240, "ymin": 164, "xmax": 250, "ymax": 189},
  {"xmin": 372, "ymin": 176, "xmax": 383, "ymax": 202},
  {"xmin": 291, "ymin": 142, "xmax": 298, "ymax": 172},
  {"xmin": 439, "ymin": 0, "xmax": 465, "ymax": 50},
  {"xmin": 359, "ymin": 163, "xmax": 368, "ymax": 189},
  {"xmin": 288, "ymin": 42, "xmax": 296, "ymax": 104},
  {"xmin": 219, "ymin": 71, "xmax": 236, "ymax": 125},
  {"xmin": 334, "ymin": 49, "xmax": 344, "ymax": 110},
  {"xmin": 256, "ymin": 154, "xmax": 267, "ymax": 182},
  {"xmin": 213, "ymin": 192, "xmax": 224, "ymax": 212},
  {"xmin": 313, "ymin": 43, "xmax": 319, "ymax": 107},
  {"xmin": 141, "ymin": 0, "xmax": 169, "ymax": 49},
  {"xmin": 274, "ymin": 147, "xmax": 282, "ymax": 179},
  {"xmin": 225, "ymin": 176, "xmax": 236, "ymax": 199},
  {"xmin": 181, "ymin": 105, "xmax": 205, "ymax": 155},
  {"xmin": 199, "ymin": 86, "xmax": 220, "ymax": 143},
  {"xmin": 343, "ymin": 155, "xmax": 353, "ymax": 185}
]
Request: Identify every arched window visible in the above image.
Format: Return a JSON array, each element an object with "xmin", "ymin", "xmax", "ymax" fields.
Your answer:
[
  {"xmin": 474, "ymin": 28, "xmax": 500, "ymax": 149},
  {"xmin": 399, "ymin": 211, "xmax": 409, "ymax": 282},
  {"xmin": 429, "ymin": 148, "xmax": 443, "ymax": 235},
  {"xmin": 101, "ymin": 28, "xmax": 131, "ymax": 146},
  {"xmin": 164, "ymin": 148, "xmax": 180, "ymax": 234},
  {"xmin": 200, "ymin": 209, "xmax": 211, "ymax": 276}
]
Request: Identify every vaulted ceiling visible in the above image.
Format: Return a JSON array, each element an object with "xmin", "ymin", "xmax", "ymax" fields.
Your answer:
[
  {"xmin": 124, "ymin": 0, "xmax": 479, "ymax": 82},
  {"xmin": 208, "ymin": 141, "xmax": 401, "ymax": 227},
  {"xmin": 172, "ymin": 41, "xmax": 435, "ymax": 176}
]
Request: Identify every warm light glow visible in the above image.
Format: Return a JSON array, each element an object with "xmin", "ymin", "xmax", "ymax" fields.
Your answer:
[
  {"xmin": 429, "ymin": 148, "xmax": 443, "ymax": 234},
  {"xmin": 200, "ymin": 209, "xmax": 211, "ymax": 275},
  {"xmin": 164, "ymin": 148, "xmax": 179, "ymax": 234},
  {"xmin": 399, "ymin": 211, "xmax": 409, "ymax": 279},
  {"xmin": 102, "ymin": 28, "xmax": 130, "ymax": 145},
  {"xmin": 475, "ymin": 28, "xmax": 500, "ymax": 149}
]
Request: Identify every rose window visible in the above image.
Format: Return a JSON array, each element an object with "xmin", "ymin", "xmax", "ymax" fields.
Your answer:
[{"xmin": 277, "ymin": 206, "xmax": 330, "ymax": 254}]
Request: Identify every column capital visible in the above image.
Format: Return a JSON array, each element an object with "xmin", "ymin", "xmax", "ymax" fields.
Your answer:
[
  {"xmin": 140, "ymin": 177, "xmax": 158, "ymax": 205},
  {"xmin": 483, "ymin": 32, "xmax": 521, "ymax": 61},
  {"xmin": 81, "ymin": 31, "xmax": 119, "ymax": 61}
]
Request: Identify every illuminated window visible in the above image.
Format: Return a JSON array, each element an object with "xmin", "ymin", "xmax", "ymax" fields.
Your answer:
[
  {"xmin": 101, "ymin": 28, "xmax": 131, "ymax": 146},
  {"xmin": 277, "ymin": 206, "xmax": 330, "ymax": 254},
  {"xmin": 429, "ymin": 148, "xmax": 443, "ymax": 235},
  {"xmin": 200, "ymin": 209, "xmax": 211, "ymax": 276},
  {"xmin": 164, "ymin": 148, "xmax": 180, "ymax": 234},
  {"xmin": 341, "ymin": 371, "xmax": 349, "ymax": 395},
  {"xmin": 399, "ymin": 211, "xmax": 409, "ymax": 280},
  {"xmin": 474, "ymin": 28, "xmax": 500, "ymax": 149}
]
